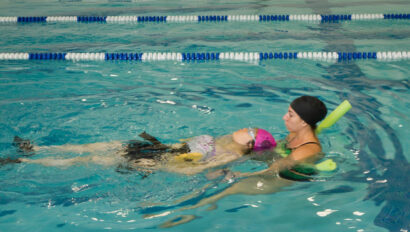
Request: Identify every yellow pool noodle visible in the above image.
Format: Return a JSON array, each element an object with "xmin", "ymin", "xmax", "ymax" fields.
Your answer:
[{"xmin": 315, "ymin": 100, "xmax": 352, "ymax": 134}]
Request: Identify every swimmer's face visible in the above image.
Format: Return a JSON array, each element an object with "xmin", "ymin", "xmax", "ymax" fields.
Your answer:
[
  {"xmin": 232, "ymin": 128, "xmax": 255, "ymax": 149},
  {"xmin": 283, "ymin": 106, "xmax": 307, "ymax": 132}
]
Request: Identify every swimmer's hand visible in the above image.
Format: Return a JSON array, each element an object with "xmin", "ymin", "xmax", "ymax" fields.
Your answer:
[
  {"xmin": 206, "ymin": 169, "xmax": 226, "ymax": 180},
  {"xmin": 230, "ymin": 171, "xmax": 256, "ymax": 178},
  {"xmin": 242, "ymin": 158, "xmax": 295, "ymax": 177},
  {"xmin": 206, "ymin": 163, "xmax": 284, "ymax": 180},
  {"xmin": 222, "ymin": 170, "xmax": 237, "ymax": 182},
  {"xmin": 206, "ymin": 169, "xmax": 239, "ymax": 182}
]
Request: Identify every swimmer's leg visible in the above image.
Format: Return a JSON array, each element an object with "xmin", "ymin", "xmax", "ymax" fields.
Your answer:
[
  {"xmin": 33, "ymin": 141, "xmax": 123, "ymax": 154},
  {"xmin": 141, "ymin": 183, "xmax": 213, "ymax": 208},
  {"xmin": 19, "ymin": 152, "xmax": 125, "ymax": 167},
  {"xmin": 19, "ymin": 156, "xmax": 92, "ymax": 167},
  {"xmin": 159, "ymin": 215, "xmax": 197, "ymax": 228},
  {"xmin": 182, "ymin": 185, "xmax": 239, "ymax": 210},
  {"xmin": 143, "ymin": 183, "xmax": 237, "ymax": 219},
  {"xmin": 18, "ymin": 148, "xmax": 126, "ymax": 168}
]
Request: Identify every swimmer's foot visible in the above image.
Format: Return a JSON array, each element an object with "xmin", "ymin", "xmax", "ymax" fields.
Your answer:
[
  {"xmin": 0, "ymin": 158, "xmax": 22, "ymax": 166},
  {"xmin": 12, "ymin": 136, "xmax": 35, "ymax": 155}
]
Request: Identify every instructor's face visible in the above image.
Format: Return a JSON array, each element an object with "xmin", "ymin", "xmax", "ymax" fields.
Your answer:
[{"xmin": 283, "ymin": 106, "xmax": 305, "ymax": 132}]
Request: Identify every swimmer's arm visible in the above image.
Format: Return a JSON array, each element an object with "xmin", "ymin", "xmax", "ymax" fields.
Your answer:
[
  {"xmin": 235, "ymin": 157, "xmax": 297, "ymax": 177},
  {"xmin": 235, "ymin": 145, "xmax": 320, "ymax": 177}
]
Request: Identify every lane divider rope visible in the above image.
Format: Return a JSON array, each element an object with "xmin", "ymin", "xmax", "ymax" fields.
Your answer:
[
  {"xmin": 0, "ymin": 14, "xmax": 408, "ymax": 23},
  {"xmin": 0, "ymin": 51, "xmax": 408, "ymax": 62}
]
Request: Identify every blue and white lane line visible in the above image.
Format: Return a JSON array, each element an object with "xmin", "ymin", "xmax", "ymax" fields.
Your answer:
[
  {"xmin": 0, "ymin": 51, "xmax": 409, "ymax": 62},
  {"xmin": 0, "ymin": 14, "xmax": 408, "ymax": 23}
]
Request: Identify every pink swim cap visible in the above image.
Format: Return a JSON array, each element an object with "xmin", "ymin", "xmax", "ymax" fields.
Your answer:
[{"xmin": 254, "ymin": 128, "xmax": 277, "ymax": 151}]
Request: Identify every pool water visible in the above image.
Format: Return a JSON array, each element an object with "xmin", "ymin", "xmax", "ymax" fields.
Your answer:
[{"xmin": 0, "ymin": 0, "xmax": 409, "ymax": 231}]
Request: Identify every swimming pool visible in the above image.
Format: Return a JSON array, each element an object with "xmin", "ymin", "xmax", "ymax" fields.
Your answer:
[{"xmin": 0, "ymin": 0, "xmax": 409, "ymax": 231}]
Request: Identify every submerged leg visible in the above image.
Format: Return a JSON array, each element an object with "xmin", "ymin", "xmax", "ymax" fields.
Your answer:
[
  {"xmin": 144, "ymin": 175, "xmax": 293, "ymax": 221},
  {"xmin": 183, "ymin": 175, "xmax": 292, "ymax": 210}
]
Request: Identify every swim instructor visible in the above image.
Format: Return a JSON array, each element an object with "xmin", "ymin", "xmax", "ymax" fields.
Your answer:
[
  {"xmin": 231, "ymin": 95, "xmax": 328, "ymax": 177},
  {"xmin": 173, "ymin": 96, "xmax": 328, "ymax": 211},
  {"xmin": 282, "ymin": 95, "xmax": 327, "ymax": 162}
]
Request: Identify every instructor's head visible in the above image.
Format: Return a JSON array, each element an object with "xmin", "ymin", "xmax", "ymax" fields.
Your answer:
[{"xmin": 283, "ymin": 96, "xmax": 327, "ymax": 132}]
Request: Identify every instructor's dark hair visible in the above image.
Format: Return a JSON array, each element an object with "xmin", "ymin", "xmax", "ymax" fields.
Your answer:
[{"xmin": 290, "ymin": 96, "xmax": 327, "ymax": 130}]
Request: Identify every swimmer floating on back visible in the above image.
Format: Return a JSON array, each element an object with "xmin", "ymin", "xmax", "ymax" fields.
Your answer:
[
  {"xmin": 5, "ymin": 127, "xmax": 277, "ymax": 175},
  {"xmin": 151, "ymin": 96, "xmax": 333, "ymax": 220}
]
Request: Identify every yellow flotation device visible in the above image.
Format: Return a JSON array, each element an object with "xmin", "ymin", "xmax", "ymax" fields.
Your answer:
[{"xmin": 173, "ymin": 152, "xmax": 203, "ymax": 162}]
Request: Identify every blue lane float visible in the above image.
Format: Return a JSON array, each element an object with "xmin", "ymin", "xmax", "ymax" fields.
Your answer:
[
  {"xmin": 320, "ymin": 15, "xmax": 352, "ymax": 22},
  {"xmin": 28, "ymin": 53, "xmax": 67, "ymax": 60},
  {"xmin": 182, "ymin": 53, "xmax": 220, "ymax": 61},
  {"xmin": 198, "ymin": 16, "xmax": 228, "ymax": 22},
  {"xmin": 137, "ymin": 16, "xmax": 167, "ymax": 22},
  {"xmin": 1, "ymin": 13, "xmax": 408, "ymax": 23},
  {"xmin": 0, "ymin": 51, "xmax": 408, "ymax": 62},
  {"xmin": 77, "ymin": 16, "xmax": 107, "ymax": 22},
  {"xmin": 259, "ymin": 52, "xmax": 299, "ymax": 60},
  {"xmin": 383, "ymin": 14, "xmax": 409, "ymax": 19},
  {"xmin": 259, "ymin": 15, "xmax": 289, "ymax": 21},
  {"xmin": 104, "ymin": 53, "xmax": 144, "ymax": 60},
  {"xmin": 17, "ymin": 16, "xmax": 47, "ymax": 22}
]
